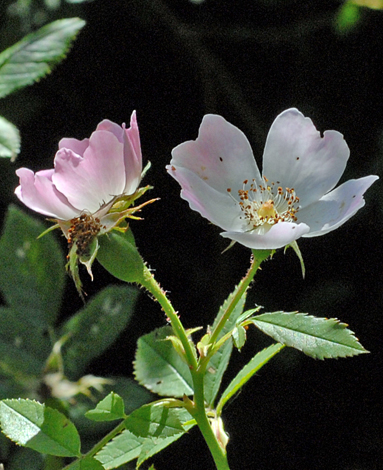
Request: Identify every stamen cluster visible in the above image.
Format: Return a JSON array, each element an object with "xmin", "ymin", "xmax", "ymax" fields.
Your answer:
[
  {"xmin": 67, "ymin": 214, "xmax": 105, "ymax": 257},
  {"xmin": 228, "ymin": 176, "xmax": 300, "ymax": 231}
]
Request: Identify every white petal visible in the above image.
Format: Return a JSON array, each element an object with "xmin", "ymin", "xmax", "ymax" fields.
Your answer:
[
  {"xmin": 169, "ymin": 114, "xmax": 262, "ymax": 195},
  {"xmin": 168, "ymin": 166, "xmax": 244, "ymax": 231},
  {"xmin": 299, "ymin": 175, "xmax": 379, "ymax": 237},
  {"xmin": 221, "ymin": 222, "xmax": 310, "ymax": 250},
  {"xmin": 262, "ymin": 108, "xmax": 350, "ymax": 207}
]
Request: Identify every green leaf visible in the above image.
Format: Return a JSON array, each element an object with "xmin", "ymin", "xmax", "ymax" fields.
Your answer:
[
  {"xmin": 0, "ymin": 18, "xmax": 86, "ymax": 99},
  {"xmin": 216, "ymin": 343, "xmax": 284, "ymax": 415},
  {"xmin": 134, "ymin": 326, "xmax": 194, "ymax": 397},
  {"xmin": 61, "ymin": 285, "xmax": 139, "ymax": 378},
  {"xmin": 249, "ymin": 311, "xmax": 368, "ymax": 359},
  {"xmin": 97, "ymin": 229, "xmax": 145, "ymax": 283},
  {"xmin": 95, "ymin": 408, "xmax": 194, "ymax": 469},
  {"xmin": 95, "ymin": 429, "xmax": 144, "ymax": 469},
  {"xmin": 0, "ymin": 399, "xmax": 81, "ymax": 457},
  {"xmin": 85, "ymin": 392, "xmax": 125, "ymax": 422},
  {"xmin": 124, "ymin": 403, "xmax": 184, "ymax": 439},
  {"xmin": 0, "ymin": 205, "xmax": 65, "ymax": 324},
  {"xmin": 0, "ymin": 116, "xmax": 20, "ymax": 160},
  {"xmin": 204, "ymin": 288, "xmax": 247, "ymax": 406},
  {"xmin": 65, "ymin": 456, "xmax": 104, "ymax": 470}
]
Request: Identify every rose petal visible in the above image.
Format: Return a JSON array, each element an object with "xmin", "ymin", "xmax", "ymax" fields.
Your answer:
[
  {"xmin": 169, "ymin": 114, "xmax": 262, "ymax": 196},
  {"xmin": 168, "ymin": 165, "xmax": 244, "ymax": 231},
  {"xmin": 15, "ymin": 168, "xmax": 79, "ymax": 219},
  {"xmin": 122, "ymin": 111, "xmax": 142, "ymax": 194},
  {"xmin": 299, "ymin": 175, "xmax": 379, "ymax": 237},
  {"xmin": 221, "ymin": 222, "xmax": 310, "ymax": 250},
  {"xmin": 262, "ymin": 108, "xmax": 350, "ymax": 208},
  {"xmin": 52, "ymin": 130, "xmax": 125, "ymax": 213},
  {"xmin": 59, "ymin": 137, "xmax": 89, "ymax": 157}
]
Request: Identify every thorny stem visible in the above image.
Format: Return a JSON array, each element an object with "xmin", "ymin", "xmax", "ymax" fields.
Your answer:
[
  {"xmin": 62, "ymin": 421, "xmax": 126, "ymax": 469},
  {"xmin": 209, "ymin": 249, "xmax": 271, "ymax": 346},
  {"xmin": 140, "ymin": 265, "xmax": 198, "ymax": 370}
]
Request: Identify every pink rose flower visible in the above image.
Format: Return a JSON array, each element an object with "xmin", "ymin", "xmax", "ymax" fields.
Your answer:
[
  {"xmin": 15, "ymin": 111, "xmax": 142, "ymax": 231},
  {"xmin": 167, "ymin": 108, "xmax": 378, "ymax": 250}
]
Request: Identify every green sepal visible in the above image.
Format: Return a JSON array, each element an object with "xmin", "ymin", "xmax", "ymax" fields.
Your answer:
[
  {"xmin": 66, "ymin": 243, "xmax": 84, "ymax": 300},
  {"xmin": 97, "ymin": 228, "xmax": 145, "ymax": 283},
  {"xmin": 285, "ymin": 240, "xmax": 305, "ymax": 278}
]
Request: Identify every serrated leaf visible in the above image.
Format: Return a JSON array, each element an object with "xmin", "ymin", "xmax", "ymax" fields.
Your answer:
[
  {"xmin": 0, "ymin": 18, "xmax": 86, "ymax": 99},
  {"xmin": 0, "ymin": 205, "xmax": 65, "ymax": 324},
  {"xmin": 250, "ymin": 311, "xmax": 368, "ymax": 359},
  {"xmin": 95, "ymin": 429, "xmax": 144, "ymax": 469},
  {"xmin": 0, "ymin": 399, "xmax": 81, "ymax": 457},
  {"xmin": 204, "ymin": 288, "xmax": 247, "ymax": 406},
  {"xmin": 134, "ymin": 326, "xmax": 194, "ymax": 397},
  {"xmin": 216, "ymin": 343, "xmax": 284, "ymax": 415},
  {"xmin": 97, "ymin": 229, "xmax": 145, "ymax": 283},
  {"xmin": 95, "ymin": 408, "xmax": 194, "ymax": 469},
  {"xmin": 85, "ymin": 392, "xmax": 125, "ymax": 422},
  {"xmin": 0, "ymin": 116, "xmax": 20, "ymax": 160},
  {"xmin": 61, "ymin": 285, "xmax": 138, "ymax": 378}
]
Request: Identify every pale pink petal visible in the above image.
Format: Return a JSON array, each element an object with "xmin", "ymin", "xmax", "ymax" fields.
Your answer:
[
  {"xmin": 169, "ymin": 114, "xmax": 262, "ymax": 196},
  {"xmin": 299, "ymin": 175, "xmax": 379, "ymax": 237},
  {"xmin": 15, "ymin": 168, "xmax": 79, "ymax": 219},
  {"xmin": 52, "ymin": 130, "xmax": 125, "ymax": 213},
  {"xmin": 262, "ymin": 109, "xmax": 350, "ymax": 208},
  {"xmin": 96, "ymin": 119, "xmax": 124, "ymax": 142},
  {"xmin": 59, "ymin": 137, "xmax": 89, "ymax": 157},
  {"xmin": 221, "ymin": 222, "xmax": 310, "ymax": 250},
  {"xmin": 168, "ymin": 166, "xmax": 244, "ymax": 232},
  {"xmin": 122, "ymin": 111, "xmax": 142, "ymax": 194}
]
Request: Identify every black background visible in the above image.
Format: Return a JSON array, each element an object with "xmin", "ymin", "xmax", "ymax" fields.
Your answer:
[{"xmin": 1, "ymin": 1, "xmax": 383, "ymax": 469}]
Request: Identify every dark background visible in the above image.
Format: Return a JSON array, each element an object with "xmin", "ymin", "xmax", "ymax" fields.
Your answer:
[{"xmin": 1, "ymin": 1, "xmax": 382, "ymax": 469}]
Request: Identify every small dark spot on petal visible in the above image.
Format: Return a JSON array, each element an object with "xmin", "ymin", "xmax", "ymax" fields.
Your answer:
[
  {"xmin": 219, "ymin": 157, "xmax": 223, "ymax": 162},
  {"xmin": 296, "ymin": 157, "xmax": 300, "ymax": 160}
]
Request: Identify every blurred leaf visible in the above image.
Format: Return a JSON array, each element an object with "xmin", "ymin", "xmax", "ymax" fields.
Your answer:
[
  {"xmin": 335, "ymin": 2, "xmax": 361, "ymax": 33},
  {"xmin": 216, "ymin": 343, "xmax": 284, "ymax": 416},
  {"xmin": 95, "ymin": 408, "xmax": 194, "ymax": 469},
  {"xmin": 204, "ymin": 288, "xmax": 247, "ymax": 406},
  {"xmin": 0, "ymin": 399, "xmax": 81, "ymax": 457},
  {"xmin": 350, "ymin": 0, "xmax": 383, "ymax": 9},
  {"xmin": 0, "ymin": 18, "xmax": 86, "ymax": 99},
  {"xmin": 249, "ymin": 311, "xmax": 368, "ymax": 359},
  {"xmin": 6, "ymin": 447, "xmax": 44, "ymax": 470},
  {"xmin": 0, "ymin": 307, "xmax": 49, "ymax": 382},
  {"xmin": 85, "ymin": 392, "xmax": 125, "ymax": 422},
  {"xmin": 0, "ymin": 205, "xmax": 65, "ymax": 323},
  {"xmin": 61, "ymin": 285, "xmax": 139, "ymax": 378},
  {"xmin": 0, "ymin": 116, "xmax": 20, "ymax": 160},
  {"xmin": 134, "ymin": 326, "xmax": 194, "ymax": 397},
  {"xmin": 97, "ymin": 229, "xmax": 145, "ymax": 283}
]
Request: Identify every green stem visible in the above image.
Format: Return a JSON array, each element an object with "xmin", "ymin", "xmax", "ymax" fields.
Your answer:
[
  {"xmin": 62, "ymin": 420, "xmax": 126, "ymax": 469},
  {"xmin": 189, "ymin": 370, "xmax": 231, "ymax": 470},
  {"xmin": 209, "ymin": 249, "xmax": 271, "ymax": 345},
  {"xmin": 140, "ymin": 265, "xmax": 198, "ymax": 370},
  {"xmin": 140, "ymin": 266, "xmax": 229, "ymax": 469}
]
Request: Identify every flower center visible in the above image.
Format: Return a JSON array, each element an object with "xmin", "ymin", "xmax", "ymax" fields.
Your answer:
[
  {"xmin": 227, "ymin": 176, "xmax": 300, "ymax": 232},
  {"xmin": 67, "ymin": 214, "xmax": 104, "ymax": 257}
]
